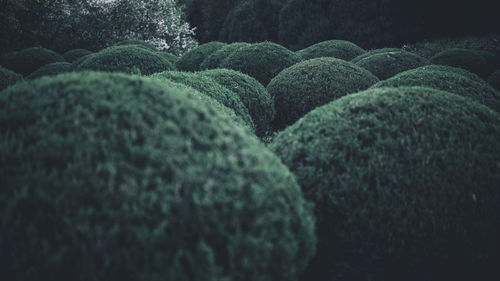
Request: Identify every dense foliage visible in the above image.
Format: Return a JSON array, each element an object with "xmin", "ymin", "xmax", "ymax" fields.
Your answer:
[
  {"xmin": 296, "ymin": 40, "xmax": 366, "ymax": 61},
  {"xmin": 76, "ymin": 45, "xmax": 175, "ymax": 75},
  {"xmin": 271, "ymin": 86, "xmax": 500, "ymax": 281},
  {"xmin": 0, "ymin": 65, "xmax": 23, "ymax": 91},
  {"xmin": 267, "ymin": 57, "xmax": 379, "ymax": 130},
  {"xmin": 200, "ymin": 42, "xmax": 250, "ymax": 70},
  {"xmin": 220, "ymin": 42, "xmax": 301, "ymax": 86},
  {"xmin": 350, "ymin": 48, "xmax": 402, "ymax": 64},
  {"xmin": 430, "ymin": 48, "xmax": 489, "ymax": 77},
  {"xmin": 26, "ymin": 62, "xmax": 72, "ymax": 80},
  {"xmin": 176, "ymin": 41, "xmax": 227, "ymax": 71},
  {"xmin": 0, "ymin": 71, "xmax": 316, "ymax": 281},
  {"xmin": 0, "ymin": 47, "xmax": 65, "ymax": 76},
  {"xmin": 354, "ymin": 50, "xmax": 429, "ymax": 80},
  {"xmin": 62, "ymin": 49, "xmax": 93, "ymax": 63},
  {"xmin": 488, "ymin": 69, "xmax": 500, "ymax": 90}
]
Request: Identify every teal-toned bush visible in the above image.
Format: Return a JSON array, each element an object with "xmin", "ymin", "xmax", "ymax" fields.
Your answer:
[
  {"xmin": 159, "ymin": 52, "xmax": 179, "ymax": 66},
  {"xmin": 0, "ymin": 71, "xmax": 316, "ymax": 281},
  {"xmin": 26, "ymin": 62, "xmax": 72, "ymax": 80},
  {"xmin": 76, "ymin": 45, "xmax": 174, "ymax": 75},
  {"xmin": 202, "ymin": 69, "xmax": 275, "ymax": 137},
  {"xmin": 150, "ymin": 71, "xmax": 254, "ymax": 131},
  {"xmin": 271, "ymin": 86, "xmax": 500, "ymax": 281},
  {"xmin": 62, "ymin": 49, "xmax": 93, "ymax": 63},
  {"xmin": 475, "ymin": 50, "xmax": 500, "ymax": 75},
  {"xmin": 200, "ymin": 42, "xmax": 251, "ymax": 70},
  {"xmin": 220, "ymin": 42, "xmax": 301, "ymax": 86},
  {"xmin": 176, "ymin": 41, "xmax": 227, "ymax": 71},
  {"xmin": 354, "ymin": 50, "xmax": 429, "ymax": 80},
  {"xmin": 70, "ymin": 54, "xmax": 92, "ymax": 70},
  {"xmin": 296, "ymin": 40, "xmax": 365, "ymax": 61},
  {"xmin": 0, "ymin": 66, "xmax": 23, "ymax": 91},
  {"xmin": 488, "ymin": 69, "xmax": 500, "ymax": 90},
  {"xmin": 350, "ymin": 48, "xmax": 402, "ymax": 64},
  {"xmin": 113, "ymin": 39, "xmax": 157, "ymax": 50},
  {"xmin": 0, "ymin": 47, "xmax": 65, "ymax": 76},
  {"xmin": 371, "ymin": 65, "xmax": 500, "ymax": 111},
  {"xmin": 430, "ymin": 48, "xmax": 489, "ymax": 77},
  {"xmin": 410, "ymin": 64, "xmax": 486, "ymax": 83},
  {"xmin": 267, "ymin": 57, "xmax": 379, "ymax": 130}
]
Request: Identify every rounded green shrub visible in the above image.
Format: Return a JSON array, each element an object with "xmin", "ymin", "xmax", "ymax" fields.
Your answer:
[
  {"xmin": 76, "ymin": 45, "xmax": 174, "ymax": 75},
  {"xmin": 220, "ymin": 42, "xmax": 301, "ymax": 86},
  {"xmin": 271, "ymin": 86, "xmax": 500, "ymax": 281},
  {"xmin": 488, "ymin": 69, "xmax": 500, "ymax": 90},
  {"xmin": 113, "ymin": 39, "xmax": 157, "ymax": 50},
  {"xmin": 354, "ymin": 50, "xmax": 429, "ymax": 80},
  {"xmin": 200, "ymin": 42, "xmax": 251, "ymax": 70},
  {"xmin": 430, "ymin": 48, "xmax": 489, "ymax": 77},
  {"xmin": 0, "ymin": 47, "xmax": 65, "ymax": 76},
  {"xmin": 267, "ymin": 57, "xmax": 379, "ymax": 130},
  {"xmin": 0, "ymin": 65, "xmax": 23, "ymax": 91},
  {"xmin": 202, "ymin": 69, "xmax": 275, "ymax": 137},
  {"xmin": 150, "ymin": 71, "xmax": 255, "ymax": 131},
  {"xmin": 62, "ymin": 49, "xmax": 93, "ymax": 63},
  {"xmin": 410, "ymin": 64, "xmax": 485, "ymax": 83},
  {"xmin": 176, "ymin": 41, "xmax": 227, "ymax": 71},
  {"xmin": 350, "ymin": 48, "xmax": 402, "ymax": 64},
  {"xmin": 159, "ymin": 52, "xmax": 179, "ymax": 66},
  {"xmin": 26, "ymin": 62, "xmax": 72, "ymax": 80},
  {"xmin": 371, "ymin": 65, "xmax": 500, "ymax": 112},
  {"xmin": 296, "ymin": 40, "xmax": 366, "ymax": 61},
  {"xmin": 0, "ymin": 71, "xmax": 316, "ymax": 281},
  {"xmin": 475, "ymin": 50, "xmax": 500, "ymax": 75}
]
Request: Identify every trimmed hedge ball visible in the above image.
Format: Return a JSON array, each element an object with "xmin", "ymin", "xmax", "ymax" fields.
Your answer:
[
  {"xmin": 76, "ymin": 45, "xmax": 174, "ymax": 75},
  {"xmin": 0, "ymin": 47, "xmax": 65, "ymax": 76},
  {"xmin": 410, "ymin": 64, "xmax": 486, "ymax": 83},
  {"xmin": 0, "ymin": 71, "xmax": 316, "ymax": 281},
  {"xmin": 150, "ymin": 71, "xmax": 255, "ymax": 131},
  {"xmin": 354, "ymin": 50, "xmax": 429, "ymax": 80},
  {"xmin": 202, "ymin": 69, "xmax": 275, "ymax": 137},
  {"xmin": 267, "ymin": 57, "xmax": 379, "ymax": 130},
  {"xmin": 430, "ymin": 48, "xmax": 489, "ymax": 77},
  {"xmin": 200, "ymin": 42, "xmax": 251, "ymax": 70},
  {"xmin": 176, "ymin": 41, "xmax": 227, "ymax": 71},
  {"xmin": 62, "ymin": 49, "xmax": 93, "ymax": 63},
  {"xmin": 220, "ymin": 42, "xmax": 301, "ymax": 86},
  {"xmin": 296, "ymin": 40, "xmax": 366, "ymax": 61},
  {"xmin": 371, "ymin": 65, "xmax": 500, "ymax": 111},
  {"xmin": 113, "ymin": 39, "xmax": 157, "ymax": 50},
  {"xmin": 159, "ymin": 52, "xmax": 179, "ymax": 66},
  {"xmin": 489, "ymin": 69, "xmax": 500, "ymax": 90},
  {"xmin": 350, "ymin": 48, "xmax": 402, "ymax": 64},
  {"xmin": 0, "ymin": 65, "xmax": 23, "ymax": 91},
  {"xmin": 271, "ymin": 86, "xmax": 500, "ymax": 281},
  {"xmin": 26, "ymin": 62, "xmax": 72, "ymax": 80}
]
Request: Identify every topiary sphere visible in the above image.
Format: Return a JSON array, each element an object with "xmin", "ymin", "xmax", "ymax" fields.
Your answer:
[
  {"xmin": 430, "ymin": 48, "xmax": 489, "ymax": 77},
  {"xmin": 0, "ymin": 47, "xmax": 65, "ymax": 76},
  {"xmin": 371, "ymin": 65, "xmax": 500, "ymax": 111},
  {"xmin": 26, "ymin": 62, "xmax": 72, "ymax": 80},
  {"xmin": 150, "ymin": 71, "xmax": 255, "ymax": 131},
  {"xmin": 0, "ymin": 71, "xmax": 316, "ymax": 281},
  {"xmin": 296, "ymin": 40, "xmax": 366, "ymax": 61},
  {"xmin": 350, "ymin": 48, "xmax": 402, "ymax": 64},
  {"xmin": 354, "ymin": 50, "xmax": 429, "ymax": 80},
  {"xmin": 200, "ymin": 42, "xmax": 251, "ymax": 70},
  {"xmin": 0, "ymin": 65, "xmax": 23, "ymax": 91},
  {"xmin": 62, "ymin": 49, "xmax": 93, "ymax": 63},
  {"xmin": 488, "ymin": 69, "xmax": 500, "ymax": 90},
  {"xmin": 220, "ymin": 42, "xmax": 301, "ymax": 86},
  {"xmin": 176, "ymin": 41, "xmax": 227, "ymax": 71},
  {"xmin": 271, "ymin": 86, "xmax": 500, "ymax": 281},
  {"xmin": 113, "ymin": 39, "xmax": 157, "ymax": 50},
  {"xmin": 159, "ymin": 52, "xmax": 179, "ymax": 66},
  {"xmin": 267, "ymin": 57, "xmax": 379, "ymax": 130},
  {"xmin": 202, "ymin": 69, "xmax": 275, "ymax": 137},
  {"xmin": 75, "ymin": 45, "xmax": 174, "ymax": 75}
]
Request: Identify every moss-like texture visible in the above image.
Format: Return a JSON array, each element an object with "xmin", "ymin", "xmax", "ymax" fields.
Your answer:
[
  {"xmin": 113, "ymin": 39, "xmax": 157, "ymax": 50},
  {"xmin": 354, "ymin": 50, "xmax": 429, "ymax": 80},
  {"xmin": 474, "ymin": 50, "xmax": 500, "ymax": 75},
  {"xmin": 488, "ymin": 69, "xmax": 500, "ymax": 90},
  {"xmin": 62, "ymin": 49, "xmax": 93, "ymax": 63},
  {"xmin": 0, "ymin": 47, "xmax": 65, "ymax": 76},
  {"xmin": 350, "ymin": 48, "xmax": 402, "ymax": 64},
  {"xmin": 0, "ymin": 66, "xmax": 23, "ymax": 91},
  {"xmin": 271, "ymin": 86, "xmax": 500, "ymax": 281},
  {"xmin": 200, "ymin": 42, "xmax": 251, "ymax": 70},
  {"xmin": 296, "ymin": 40, "xmax": 366, "ymax": 61},
  {"xmin": 267, "ymin": 57, "xmax": 379, "ymax": 130},
  {"xmin": 0, "ymin": 71, "xmax": 316, "ymax": 281},
  {"xmin": 176, "ymin": 41, "xmax": 227, "ymax": 71},
  {"xmin": 430, "ymin": 48, "xmax": 489, "ymax": 77},
  {"xmin": 202, "ymin": 69, "xmax": 275, "ymax": 137},
  {"xmin": 371, "ymin": 65, "xmax": 500, "ymax": 112},
  {"xmin": 150, "ymin": 71, "xmax": 255, "ymax": 131},
  {"xmin": 75, "ymin": 45, "xmax": 174, "ymax": 75},
  {"xmin": 220, "ymin": 42, "xmax": 301, "ymax": 86},
  {"xmin": 26, "ymin": 62, "xmax": 72, "ymax": 80},
  {"xmin": 159, "ymin": 52, "xmax": 180, "ymax": 66}
]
